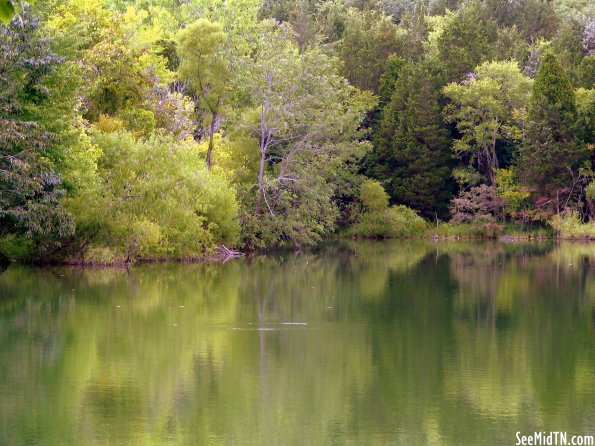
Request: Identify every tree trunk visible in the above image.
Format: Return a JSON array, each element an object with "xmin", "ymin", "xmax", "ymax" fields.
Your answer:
[
  {"xmin": 255, "ymin": 104, "xmax": 268, "ymax": 216},
  {"xmin": 484, "ymin": 134, "xmax": 499, "ymax": 186},
  {"xmin": 205, "ymin": 111, "xmax": 217, "ymax": 170},
  {"xmin": 0, "ymin": 249, "xmax": 9, "ymax": 273},
  {"xmin": 256, "ymin": 147, "xmax": 266, "ymax": 215}
]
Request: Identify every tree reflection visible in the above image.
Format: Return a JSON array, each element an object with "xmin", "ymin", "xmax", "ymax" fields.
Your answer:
[{"xmin": 0, "ymin": 241, "xmax": 594, "ymax": 445}]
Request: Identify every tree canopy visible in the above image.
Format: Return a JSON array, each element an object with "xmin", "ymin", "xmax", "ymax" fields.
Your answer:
[{"xmin": 0, "ymin": 0, "xmax": 594, "ymax": 262}]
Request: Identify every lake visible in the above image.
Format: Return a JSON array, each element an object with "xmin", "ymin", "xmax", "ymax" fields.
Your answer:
[{"xmin": 1, "ymin": 241, "xmax": 594, "ymax": 445}]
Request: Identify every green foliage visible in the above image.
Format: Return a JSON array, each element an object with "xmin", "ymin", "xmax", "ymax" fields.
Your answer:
[
  {"xmin": 0, "ymin": 7, "xmax": 75, "ymax": 259},
  {"xmin": 235, "ymin": 20, "xmax": 375, "ymax": 248},
  {"xmin": 119, "ymin": 108, "xmax": 156, "ymax": 137},
  {"xmin": 368, "ymin": 61, "xmax": 453, "ymax": 219},
  {"xmin": 176, "ymin": 19, "xmax": 230, "ymax": 168},
  {"xmin": 575, "ymin": 88, "xmax": 595, "ymax": 148},
  {"xmin": 0, "ymin": 0, "xmax": 15, "ymax": 23},
  {"xmin": 0, "ymin": 0, "xmax": 33, "ymax": 23},
  {"xmin": 377, "ymin": 54, "xmax": 406, "ymax": 108},
  {"xmin": 348, "ymin": 205, "xmax": 429, "ymax": 239},
  {"xmin": 549, "ymin": 210, "xmax": 595, "ymax": 238},
  {"xmin": 436, "ymin": 3, "xmax": 499, "ymax": 82},
  {"xmin": 432, "ymin": 221, "xmax": 508, "ymax": 239},
  {"xmin": 359, "ymin": 179, "xmax": 389, "ymax": 213},
  {"xmin": 1, "ymin": 0, "xmax": 593, "ymax": 261},
  {"xmin": 443, "ymin": 61, "xmax": 533, "ymax": 185},
  {"xmin": 176, "ymin": 19, "xmax": 228, "ymax": 116},
  {"xmin": 47, "ymin": 0, "xmax": 171, "ymax": 121},
  {"xmin": 68, "ymin": 130, "xmax": 239, "ymax": 261},
  {"xmin": 336, "ymin": 8, "xmax": 402, "ymax": 92},
  {"xmin": 495, "ymin": 168, "xmax": 530, "ymax": 215},
  {"xmin": 522, "ymin": 52, "xmax": 586, "ymax": 197}
]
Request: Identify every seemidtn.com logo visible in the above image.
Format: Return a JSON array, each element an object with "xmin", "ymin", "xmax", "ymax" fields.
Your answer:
[{"xmin": 516, "ymin": 432, "xmax": 595, "ymax": 446}]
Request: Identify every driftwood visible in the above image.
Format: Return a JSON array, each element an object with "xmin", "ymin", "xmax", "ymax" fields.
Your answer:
[{"xmin": 216, "ymin": 245, "xmax": 244, "ymax": 263}]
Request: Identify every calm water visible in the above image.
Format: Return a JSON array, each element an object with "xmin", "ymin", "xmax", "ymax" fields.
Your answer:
[{"xmin": 1, "ymin": 241, "xmax": 594, "ymax": 445}]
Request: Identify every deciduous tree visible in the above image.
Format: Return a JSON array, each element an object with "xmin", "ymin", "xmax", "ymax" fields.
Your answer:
[
  {"xmin": 177, "ymin": 19, "xmax": 229, "ymax": 169},
  {"xmin": 235, "ymin": 21, "xmax": 374, "ymax": 247},
  {"xmin": 443, "ymin": 61, "xmax": 533, "ymax": 185}
]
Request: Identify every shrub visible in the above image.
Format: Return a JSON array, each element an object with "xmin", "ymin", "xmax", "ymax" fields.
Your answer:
[
  {"xmin": 348, "ymin": 205, "xmax": 429, "ymax": 238},
  {"xmin": 450, "ymin": 184, "xmax": 505, "ymax": 224},
  {"xmin": 549, "ymin": 210, "xmax": 595, "ymax": 239},
  {"xmin": 68, "ymin": 130, "xmax": 240, "ymax": 262},
  {"xmin": 83, "ymin": 247, "xmax": 123, "ymax": 265},
  {"xmin": 359, "ymin": 179, "xmax": 389, "ymax": 212},
  {"xmin": 97, "ymin": 114, "xmax": 124, "ymax": 133},
  {"xmin": 119, "ymin": 108, "xmax": 156, "ymax": 137}
]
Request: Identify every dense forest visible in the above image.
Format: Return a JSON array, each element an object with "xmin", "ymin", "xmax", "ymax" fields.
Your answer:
[{"xmin": 0, "ymin": 0, "xmax": 593, "ymax": 264}]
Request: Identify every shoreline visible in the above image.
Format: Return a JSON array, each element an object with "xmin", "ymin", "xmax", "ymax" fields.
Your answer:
[{"xmin": 4, "ymin": 235, "xmax": 595, "ymax": 269}]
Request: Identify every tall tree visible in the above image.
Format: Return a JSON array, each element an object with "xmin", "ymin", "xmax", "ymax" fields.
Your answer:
[
  {"xmin": 522, "ymin": 52, "xmax": 586, "ymax": 208},
  {"xmin": 178, "ymin": 19, "xmax": 229, "ymax": 169},
  {"xmin": 177, "ymin": 19, "xmax": 229, "ymax": 170},
  {"xmin": 368, "ymin": 62, "xmax": 453, "ymax": 219},
  {"xmin": 436, "ymin": 3, "xmax": 498, "ymax": 82},
  {"xmin": 443, "ymin": 61, "xmax": 533, "ymax": 186},
  {"xmin": 235, "ymin": 21, "xmax": 374, "ymax": 248},
  {"xmin": 336, "ymin": 8, "xmax": 402, "ymax": 93},
  {"xmin": 0, "ymin": 9, "xmax": 74, "ymax": 259}
]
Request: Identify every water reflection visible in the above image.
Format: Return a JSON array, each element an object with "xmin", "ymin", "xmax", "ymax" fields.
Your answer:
[{"xmin": 0, "ymin": 241, "xmax": 594, "ymax": 445}]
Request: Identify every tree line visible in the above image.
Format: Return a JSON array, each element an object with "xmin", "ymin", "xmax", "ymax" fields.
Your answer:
[{"xmin": 0, "ymin": 0, "xmax": 593, "ymax": 263}]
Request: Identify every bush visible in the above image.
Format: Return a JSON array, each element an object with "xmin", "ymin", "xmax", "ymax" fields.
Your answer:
[
  {"xmin": 348, "ymin": 205, "xmax": 429, "ymax": 238},
  {"xmin": 549, "ymin": 211, "xmax": 595, "ymax": 239},
  {"xmin": 119, "ymin": 108, "xmax": 156, "ymax": 137},
  {"xmin": 359, "ymin": 179, "xmax": 389, "ymax": 212},
  {"xmin": 433, "ymin": 222, "xmax": 503, "ymax": 239},
  {"xmin": 450, "ymin": 185, "xmax": 505, "ymax": 224},
  {"xmin": 67, "ymin": 130, "xmax": 240, "ymax": 262}
]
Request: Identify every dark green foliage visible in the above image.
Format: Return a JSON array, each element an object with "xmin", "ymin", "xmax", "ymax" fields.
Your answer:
[
  {"xmin": 522, "ymin": 52, "xmax": 585, "ymax": 199},
  {"xmin": 436, "ymin": 4, "xmax": 498, "ymax": 82},
  {"xmin": 367, "ymin": 62, "xmax": 454, "ymax": 220},
  {"xmin": 377, "ymin": 55, "xmax": 406, "ymax": 108},
  {"xmin": 577, "ymin": 55, "xmax": 595, "ymax": 88},
  {"xmin": 337, "ymin": 8, "xmax": 402, "ymax": 92},
  {"xmin": 506, "ymin": 0, "xmax": 558, "ymax": 41},
  {"xmin": 0, "ymin": 8, "xmax": 74, "ymax": 258}
]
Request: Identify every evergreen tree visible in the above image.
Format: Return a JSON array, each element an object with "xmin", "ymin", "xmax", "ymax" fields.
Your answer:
[
  {"xmin": 436, "ymin": 3, "xmax": 498, "ymax": 82},
  {"xmin": 368, "ymin": 62, "xmax": 453, "ymax": 220},
  {"xmin": 522, "ymin": 52, "xmax": 586, "ymax": 204}
]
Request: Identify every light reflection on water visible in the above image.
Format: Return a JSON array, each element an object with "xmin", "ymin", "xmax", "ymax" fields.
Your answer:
[{"xmin": 0, "ymin": 240, "xmax": 594, "ymax": 445}]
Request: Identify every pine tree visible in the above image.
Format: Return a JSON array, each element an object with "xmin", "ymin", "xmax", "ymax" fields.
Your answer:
[
  {"xmin": 367, "ymin": 62, "xmax": 454, "ymax": 220},
  {"xmin": 522, "ymin": 52, "xmax": 585, "ymax": 202}
]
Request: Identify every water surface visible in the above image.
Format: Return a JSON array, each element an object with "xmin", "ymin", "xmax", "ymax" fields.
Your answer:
[{"xmin": 1, "ymin": 241, "xmax": 594, "ymax": 445}]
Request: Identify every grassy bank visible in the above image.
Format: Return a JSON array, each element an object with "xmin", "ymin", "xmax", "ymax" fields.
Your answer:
[{"xmin": 344, "ymin": 206, "xmax": 595, "ymax": 241}]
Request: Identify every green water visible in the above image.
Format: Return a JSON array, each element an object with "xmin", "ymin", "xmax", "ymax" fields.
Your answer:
[{"xmin": 1, "ymin": 241, "xmax": 594, "ymax": 446}]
